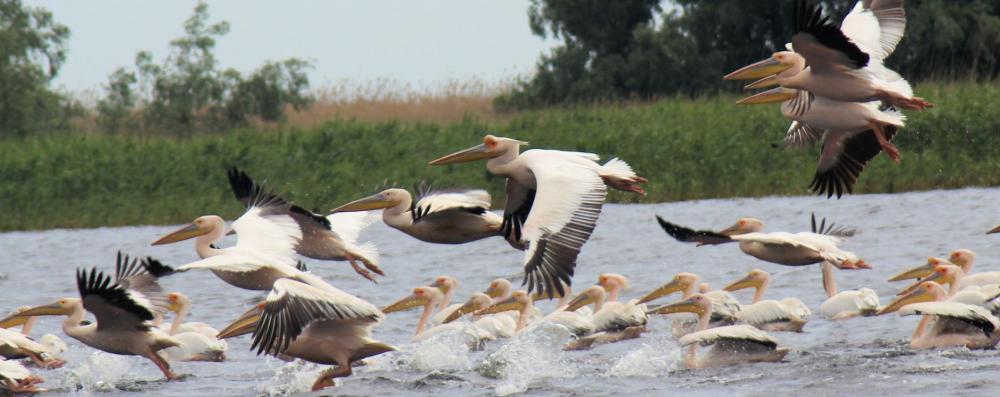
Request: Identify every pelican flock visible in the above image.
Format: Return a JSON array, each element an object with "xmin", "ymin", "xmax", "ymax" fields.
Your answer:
[{"xmin": 8, "ymin": 0, "xmax": 1000, "ymax": 395}]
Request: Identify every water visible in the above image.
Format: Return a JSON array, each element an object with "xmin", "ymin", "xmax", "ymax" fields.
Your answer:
[{"xmin": 2, "ymin": 187, "xmax": 1000, "ymax": 396}]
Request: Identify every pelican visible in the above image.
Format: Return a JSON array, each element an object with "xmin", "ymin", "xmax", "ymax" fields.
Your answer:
[
  {"xmin": 441, "ymin": 293, "xmax": 518, "ymax": 339},
  {"xmin": 726, "ymin": 0, "xmax": 930, "ymax": 112},
  {"xmin": 648, "ymin": 295, "xmax": 789, "ymax": 368},
  {"xmin": 383, "ymin": 285, "xmax": 505, "ymax": 344},
  {"xmin": 888, "ymin": 255, "xmax": 953, "ymax": 282},
  {"xmin": 157, "ymin": 292, "xmax": 227, "ymax": 362},
  {"xmin": 332, "ymin": 187, "xmax": 520, "ymax": 248},
  {"xmin": 1, "ymin": 306, "xmax": 68, "ymax": 356},
  {"xmin": 226, "ymin": 168, "xmax": 383, "ymax": 281},
  {"xmin": 891, "ymin": 250, "xmax": 1000, "ymax": 290},
  {"xmin": 216, "ymin": 278, "xmax": 394, "ymax": 391},
  {"xmin": 819, "ymin": 262, "xmax": 879, "ymax": 319},
  {"xmin": 0, "ymin": 358, "xmax": 44, "ymax": 394},
  {"xmin": 878, "ymin": 281, "xmax": 1000, "ymax": 349},
  {"xmin": 381, "ymin": 276, "xmax": 477, "ymax": 327},
  {"xmin": 656, "ymin": 214, "xmax": 869, "ymax": 270},
  {"xmin": 429, "ymin": 134, "xmax": 647, "ymax": 297},
  {"xmin": 3, "ymin": 254, "xmax": 181, "ymax": 380},
  {"xmin": 564, "ymin": 285, "xmax": 647, "ymax": 334},
  {"xmin": 0, "ymin": 328, "xmax": 62, "ymax": 369},
  {"xmin": 636, "ymin": 272, "xmax": 741, "ymax": 335},
  {"xmin": 722, "ymin": 269, "xmax": 810, "ymax": 332}
]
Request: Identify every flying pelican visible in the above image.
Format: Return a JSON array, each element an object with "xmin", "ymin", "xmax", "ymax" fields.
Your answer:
[
  {"xmin": 3, "ymin": 254, "xmax": 181, "ymax": 380},
  {"xmin": 216, "ymin": 278, "xmax": 394, "ymax": 391},
  {"xmin": 227, "ymin": 168, "xmax": 383, "ymax": 282},
  {"xmin": 722, "ymin": 269, "xmax": 810, "ymax": 332},
  {"xmin": 0, "ymin": 358, "xmax": 44, "ymax": 394},
  {"xmin": 878, "ymin": 281, "xmax": 1000, "ymax": 349},
  {"xmin": 726, "ymin": 0, "xmax": 930, "ymax": 112},
  {"xmin": 656, "ymin": 214, "xmax": 868, "ymax": 270},
  {"xmin": 332, "ymin": 187, "xmax": 520, "ymax": 248},
  {"xmin": 1, "ymin": 306, "xmax": 68, "ymax": 356},
  {"xmin": 647, "ymin": 295, "xmax": 789, "ymax": 368},
  {"xmin": 157, "ymin": 292, "xmax": 227, "ymax": 362},
  {"xmin": 819, "ymin": 262, "xmax": 879, "ymax": 319},
  {"xmin": 429, "ymin": 134, "xmax": 647, "ymax": 297},
  {"xmin": 636, "ymin": 272, "xmax": 741, "ymax": 335}
]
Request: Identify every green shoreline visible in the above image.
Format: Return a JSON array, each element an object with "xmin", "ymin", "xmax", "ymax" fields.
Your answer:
[{"xmin": 2, "ymin": 82, "xmax": 998, "ymax": 232}]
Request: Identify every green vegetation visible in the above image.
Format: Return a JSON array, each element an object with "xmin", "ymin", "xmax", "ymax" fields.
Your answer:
[{"xmin": 1, "ymin": 82, "xmax": 997, "ymax": 231}]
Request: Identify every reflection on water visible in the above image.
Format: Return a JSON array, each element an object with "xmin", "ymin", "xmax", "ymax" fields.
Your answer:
[{"xmin": 1, "ymin": 187, "xmax": 999, "ymax": 396}]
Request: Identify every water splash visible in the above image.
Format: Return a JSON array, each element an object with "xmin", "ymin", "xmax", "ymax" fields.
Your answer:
[
  {"xmin": 606, "ymin": 336, "xmax": 682, "ymax": 378},
  {"xmin": 255, "ymin": 360, "xmax": 325, "ymax": 396},
  {"xmin": 478, "ymin": 323, "xmax": 575, "ymax": 396},
  {"xmin": 66, "ymin": 351, "xmax": 134, "ymax": 394},
  {"xmin": 407, "ymin": 331, "xmax": 474, "ymax": 372}
]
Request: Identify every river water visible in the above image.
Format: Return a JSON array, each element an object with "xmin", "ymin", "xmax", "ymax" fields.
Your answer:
[{"xmin": 2, "ymin": 187, "xmax": 999, "ymax": 396}]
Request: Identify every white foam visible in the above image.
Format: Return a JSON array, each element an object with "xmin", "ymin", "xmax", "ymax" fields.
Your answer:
[
  {"xmin": 255, "ymin": 359, "xmax": 325, "ymax": 396},
  {"xmin": 408, "ymin": 331, "xmax": 473, "ymax": 372},
  {"xmin": 479, "ymin": 323, "xmax": 575, "ymax": 396},
  {"xmin": 67, "ymin": 351, "xmax": 134, "ymax": 394},
  {"xmin": 605, "ymin": 336, "xmax": 682, "ymax": 378}
]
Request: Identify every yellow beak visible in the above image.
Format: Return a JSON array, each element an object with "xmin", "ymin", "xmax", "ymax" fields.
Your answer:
[
  {"xmin": 381, "ymin": 294, "xmax": 429, "ymax": 314},
  {"xmin": 887, "ymin": 261, "xmax": 938, "ymax": 282},
  {"xmin": 484, "ymin": 284, "xmax": 505, "ymax": 299},
  {"xmin": 878, "ymin": 287, "xmax": 936, "ymax": 315},
  {"xmin": 736, "ymin": 87, "xmax": 798, "ymax": 105},
  {"xmin": 428, "ymin": 143, "xmax": 496, "ymax": 165},
  {"xmin": 330, "ymin": 193, "xmax": 395, "ymax": 213},
  {"xmin": 636, "ymin": 279, "xmax": 686, "ymax": 304},
  {"xmin": 744, "ymin": 74, "xmax": 778, "ymax": 90},
  {"xmin": 564, "ymin": 292, "xmax": 595, "ymax": 312},
  {"xmin": 0, "ymin": 314, "xmax": 29, "ymax": 328},
  {"xmin": 476, "ymin": 296, "xmax": 523, "ymax": 316},
  {"xmin": 152, "ymin": 222, "xmax": 212, "ymax": 246},
  {"xmin": 724, "ymin": 57, "xmax": 791, "ymax": 81},
  {"xmin": 444, "ymin": 300, "xmax": 482, "ymax": 323},
  {"xmin": 896, "ymin": 271, "xmax": 949, "ymax": 297},
  {"xmin": 217, "ymin": 306, "xmax": 262, "ymax": 339},
  {"xmin": 988, "ymin": 225, "xmax": 1000, "ymax": 235},
  {"xmin": 646, "ymin": 298, "xmax": 705, "ymax": 316},
  {"xmin": 11, "ymin": 302, "xmax": 72, "ymax": 318},
  {"xmin": 722, "ymin": 275, "xmax": 761, "ymax": 292}
]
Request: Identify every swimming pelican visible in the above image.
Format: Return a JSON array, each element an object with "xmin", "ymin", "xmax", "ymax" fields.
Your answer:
[
  {"xmin": 819, "ymin": 262, "xmax": 880, "ymax": 319},
  {"xmin": 656, "ymin": 214, "xmax": 868, "ymax": 270},
  {"xmin": 636, "ymin": 272, "xmax": 740, "ymax": 334},
  {"xmin": 381, "ymin": 276, "xmax": 471, "ymax": 327},
  {"xmin": 157, "ymin": 292, "xmax": 227, "ymax": 362},
  {"xmin": 332, "ymin": 187, "xmax": 520, "ymax": 248},
  {"xmin": 878, "ymin": 281, "xmax": 1000, "ymax": 349},
  {"xmin": 648, "ymin": 295, "xmax": 789, "ymax": 368},
  {"xmin": 383, "ymin": 285, "xmax": 507, "ymax": 344},
  {"xmin": 722, "ymin": 269, "xmax": 810, "ymax": 332},
  {"xmin": 441, "ymin": 293, "xmax": 518, "ymax": 339},
  {"xmin": 888, "ymin": 255, "xmax": 953, "ymax": 282},
  {"xmin": 898, "ymin": 262, "xmax": 1000, "ymax": 298},
  {"xmin": 216, "ymin": 278, "xmax": 394, "ymax": 391},
  {"xmin": 0, "ymin": 328, "xmax": 62, "ymax": 369},
  {"xmin": 564, "ymin": 285, "xmax": 647, "ymax": 334},
  {"xmin": 0, "ymin": 358, "xmax": 44, "ymax": 394},
  {"xmin": 4, "ymin": 254, "xmax": 181, "ymax": 380},
  {"xmin": 429, "ymin": 134, "xmax": 647, "ymax": 297},
  {"xmin": 726, "ymin": 0, "xmax": 930, "ymax": 111},
  {"xmin": 1, "ymin": 306, "xmax": 68, "ymax": 356},
  {"xmin": 227, "ymin": 168, "xmax": 383, "ymax": 281}
]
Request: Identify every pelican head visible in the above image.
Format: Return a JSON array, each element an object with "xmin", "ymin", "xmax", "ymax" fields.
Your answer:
[
  {"xmin": 637, "ymin": 273, "xmax": 700, "ymax": 304},
  {"xmin": 598, "ymin": 273, "xmax": 629, "ymax": 292},
  {"xmin": 723, "ymin": 51, "xmax": 798, "ymax": 81},
  {"xmin": 443, "ymin": 293, "xmax": 493, "ymax": 323},
  {"xmin": 476, "ymin": 290, "xmax": 531, "ymax": 315},
  {"xmin": 723, "ymin": 269, "xmax": 769, "ymax": 292},
  {"xmin": 698, "ymin": 283, "xmax": 712, "ymax": 293},
  {"xmin": 645, "ymin": 294, "xmax": 712, "ymax": 316},
  {"xmin": 484, "ymin": 278, "xmax": 512, "ymax": 299},
  {"xmin": 428, "ymin": 135, "xmax": 528, "ymax": 165},
  {"xmin": 381, "ymin": 286, "xmax": 440, "ymax": 314},
  {"xmin": 564, "ymin": 285, "xmax": 606, "ymax": 312},
  {"xmin": 166, "ymin": 292, "xmax": 191, "ymax": 313},
  {"xmin": 152, "ymin": 215, "xmax": 225, "ymax": 245},
  {"xmin": 948, "ymin": 249, "xmax": 976, "ymax": 269},
  {"xmin": 989, "ymin": 225, "xmax": 1000, "ymax": 234},
  {"xmin": 735, "ymin": 86, "xmax": 798, "ymax": 105},
  {"xmin": 330, "ymin": 188, "xmax": 407, "ymax": 213},
  {"xmin": 878, "ymin": 281, "xmax": 945, "ymax": 315},
  {"xmin": 217, "ymin": 302, "xmax": 264, "ymax": 339},
  {"xmin": 719, "ymin": 218, "xmax": 764, "ymax": 236},
  {"xmin": 5, "ymin": 298, "xmax": 80, "ymax": 320},
  {"xmin": 888, "ymin": 257, "xmax": 948, "ymax": 282},
  {"xmin": 896, "ymin": 264, "xmax": 961, "ymax": 296},
  {"xmin": 431, "ymin": 276, "xmax": 459, "ymax": 294}
]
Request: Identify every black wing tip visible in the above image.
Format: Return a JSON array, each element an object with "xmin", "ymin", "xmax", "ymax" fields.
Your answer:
[
  {"xmin": 227, "ymin": 167, "xmax": 253, "ymax": 201},
  {"xmin": 794, "ymin": 0, "xmax": 869, "ymax": 68},
  {"xmin": 142, "ymin": 257, "xmax": 176, "ymax": 277},
  {"xmin": 295, "ymin": 261, "xmax": 308, "ymax": 272}
]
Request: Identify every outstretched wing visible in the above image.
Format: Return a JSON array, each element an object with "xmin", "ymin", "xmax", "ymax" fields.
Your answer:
[
  {"xmin": 77, "ymin": 259, "xmax": 164, "ymax": 331},
  {"xmin": 811, "ymin": 126, "xmax": 897, "ymax": 199},
  {"xmin": 412, "ymin": 188, "xmax": 492, "ymax": 223},
  {"xmin": 792, "ymin": 0, "xmax": 870, "ymax": 73},
  {"xmin": 655, "ymin": 216, "xmax": 733, "ymax": 246},
  {"xmin": 809, "ymin": 212, "xmax": 857, "ymax": 237}
]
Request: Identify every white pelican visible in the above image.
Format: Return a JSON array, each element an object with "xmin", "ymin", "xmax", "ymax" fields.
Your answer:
[
  {"xmin": 0, "ymin": 328, "xmax": 62, "ymax": 369},
  {"xmin": 564, "ymin": 285, "xmax": 647, "ymax": 334},
  {"xmin": 878, "ymin": 281, "xmax": 1000, "ymax": 349},
  {"xmin": 332, "ymin": 187, "xmax": 520, "ymax": 248},
  {"xmin": 722, "ymin": 269, "xmax": 810, "ymax": 332},
  {"xmin": 155, "ymin": 292, "xmax": 227, "ymax": 362},
  {"xmin": 0, "ymin": 358, "xmax": 44, "ymax": 394},
  {"xmin": 887, "ymin": 255, "xmax": 953, "ymax": 282},
  {"xmin": 898, "ymin": 262, "xmax": 1000, "ymax": 298},
  {"xmin": 1, "ymin": 306, "xmax": 68, "ymax": 356},
  {"xmin": 441, "ymin": 293, "xmax": 518, "ymax": 339},
  {"xmin": 429, "ymin": 134, "xmax": 646, "ymax": 297},
  {"xmin": 381, "ymin": 276, "xmax": 481, "ymax": 327},
  {"xmin": 819, "ymin": 262, "xmax": 879, "ymax": 319},
  {"xmin": 5, "ymin": 254, "xmax": 182, "ymax": 380},
  {"xmin": 648, "ymin": 295, "xmax": 789, "ymax": 368},
  {"xmin": 726, "ymin": 0, "xmax": 930, "ymax": 111},
  {"xmin": 636, "ymin": 272, "xmax": 741, "ymax": 334},
  {"xmin": 227, "ymin": 168, "xmax": 383, "ymax": 281},
  {"xmin": 216, "ymin": 278, "xmax": 394, "ymax": 391},
  {"xmin": 383, "ymin": 285, "xmax": 510, "ymax": 344},
  {"xmin": 656, "ymin": 214, "xmax": 868, "ymax": 270}
]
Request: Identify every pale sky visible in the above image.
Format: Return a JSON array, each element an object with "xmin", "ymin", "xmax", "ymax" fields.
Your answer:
[{"xmin": 24, "ymin": 0, "xmax": 560, "ymax": 93}]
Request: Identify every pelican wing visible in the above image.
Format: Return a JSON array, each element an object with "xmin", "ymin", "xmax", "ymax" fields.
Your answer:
[
  {"xmin": 412, "ymin": 189, "xmax": 492, "ymax": 223},
  {"xmin": 228, "ymin": 168, "xmax": 330, "ymax": 230},
  {"xmin": 811, "ymin": 124, "xmax": 898, "ymax": 198},
  {"xmin": 520, "ymin": 152, "xmax": 607, "ymax": 297},
  {"xmin": 77, "ymin": 266, "xmax": 160, "ymax": 331},
  {"xmin": 655, "ymin": 216, "xmax": 733, "ymax": 246},
  {"xmin": 704, "ymin": 290, "xmax": 742, "ymax": 322},
  {"xmin": 898, "ymin": 302, "xmax": 1000, "ymax": 336},
  {"xmin": 679, "ymin": 324, "xmax": 779, "ymax": 348},
  {"xmin": 0, "ymin": 358, "xmax": 32, "ymax": 381},
  {"xmin": 501, "ymin": 179, "xmax": 535, "ymax": 243},
  {"xmin": 840, "ymin": 0, "xmax": 905, "ymax": 61},
  {"xmin": 0, "ymin": 328, "xmax": 50, "ymax": 356},
  {"xmin": 809, "ymin": 213, "xmax": 857, "ymax": 238},
  {"xmin": 111, "ymin": 254, "xmax": 170, "ymax": 315},
  {"xmin": 736, "ymin": 300, "xmax": 802, "ymax": 326},
  {"xmin": 784, "ymin": 121, "xmax": 824, "ymax": 149},
  {"xmin": 252, "ymin": 279, "xmax": 383, "ymax": 355},
  {"xmin": 229, "ymin": 204, "xmax": 302, "ymax": 267},
  {"xmin": 792, "ymin": 0, "xmax": 870, "ymax": 73}
]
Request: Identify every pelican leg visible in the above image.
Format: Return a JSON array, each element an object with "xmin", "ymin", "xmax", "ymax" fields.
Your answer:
[
  {"xmin": 25, "ymin": 351, "xmax": 63, "ymax": 369},
  {"xmin": 867, "ymin": 121, "xmax": 900, "ymax": 163},
  {"xmin": 345, "ymin": 254, "xmax": 379, "ymax": 283},
  {"xmin": 311, "ymin": 364, "xmax": 352, "ymax": 391},
  {"xmin": 147, "ymin": 351, "xmax": 179, "ymax": 380},
  {"xmin": 876, "ymin": 89, "xmax": 934, "ymax": 111},
  {"xmin": 602, "ymin": 175, "xmax": 648, "ymax": 195},
  {"xmin": 6, "ymin": 377, "xmax": 41, "ymax": 394}
]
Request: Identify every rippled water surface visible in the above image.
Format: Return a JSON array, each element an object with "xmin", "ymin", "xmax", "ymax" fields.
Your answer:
[{"xmin": 2, "ymin": 188, "xmax": 1000, "ymax": 396}]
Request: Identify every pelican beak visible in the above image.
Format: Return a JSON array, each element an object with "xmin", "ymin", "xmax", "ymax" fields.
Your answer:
[
  {"xmin": 722, "ymin": 275, "xmax": 760, "ymax": 292},
  {"xmin": 646, "ymin": 297, "xmax": 705, "ymax": 316},
  {"xmin": 887, "ymin": 259, "xmax": 939, "ymax": 282},
  {"xmin": 736, "ymin": 87, "xmax": 798, "ymax": 105},
  {"xmin": 217, "ymin": 305, "xmax": 261, "ymax": 339},
  {"xmin": 476, "ymin": 296, "xmax": 523, "ymax": 316},
  {"xmin": 167, "ymin": 300, "xmax": 183, "ymax": 313},
  {"xmin": 428, "ymin": 143, "xmax": 497, "ymax": 165},
  {"xmin": 152, "ymin": 222, "xmax": 212, "ymax": 245},
  {"xmin": 636, "ymin": 279, "xmax": 685, "ymax": 304},
  {"xmin": 744, "ymin": 74, "xmax": 778, "ymax": 90},
  {"xmin": 0, "ymin": 314, "xmax": 29, "ymax": 328},
  {"xmin": 13, "ymin": 302, "xmax": 72, "ymax": 317},
  {"xmin": 718, "ymin": 222, "xmax": 743, "ymax": 237},
  {"xmin": 878, "ymin": 287, "xmax": 936, "ymax": 315},
  {"xmin": 724, "ymin": 57, "xmax": 791, "ymax": 81},
  {"xmin": 484, "ymin": 284, "xmax": 504, "ymax": 299},
  {"xmin": 381, "ymin": 293, "xmax": 429, "ymax": 314},
  {"xmin": 988, "ymin": 225, "xmax": 1000, "ymax": 235},
  {"xmin": 564, "ymin": 292, "xmax": 595, "ymax": 312},
  {"xmin": 330, "ymin": 193, "xmax": 394, "ymax": 213},
  {"xmin": 896, "ymin": 270, "xmax": 948, "ymax": 296},
  {"xmin": 444, "ymin": 300, "xmax": 480, "ymax": 323},
  {"xmin": 530, "ymin": 292, "xmax": 554, "ymax": 302}
]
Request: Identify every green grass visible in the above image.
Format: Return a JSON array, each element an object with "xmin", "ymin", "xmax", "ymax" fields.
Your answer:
[{"xmin": 1, "ymin": 82, "xmax": 998, "ymax": 231}]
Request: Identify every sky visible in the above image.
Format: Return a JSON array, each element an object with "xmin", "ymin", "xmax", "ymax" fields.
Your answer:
[{"xmin": 24, "ymin": 0, "xmax": 560, "ymax": 93}]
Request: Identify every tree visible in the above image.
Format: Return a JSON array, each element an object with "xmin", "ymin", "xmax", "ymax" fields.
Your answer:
[{"xmin": 0, "ymin": 0, "xmax": 72, "ymax": 137}]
